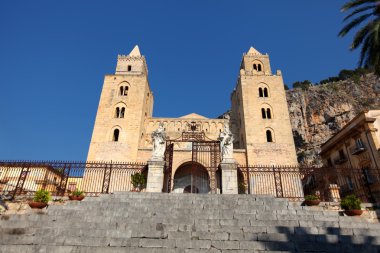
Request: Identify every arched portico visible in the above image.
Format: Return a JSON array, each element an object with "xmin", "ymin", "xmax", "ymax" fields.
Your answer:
[{"xmin": 172, "ymin": 162, "xmax": 210, "ymax": 194}]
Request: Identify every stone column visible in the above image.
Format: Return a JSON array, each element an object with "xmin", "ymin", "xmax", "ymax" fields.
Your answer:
[
  {"xmin": 328, "ymin": 184, "xmax": 341, "ymax": 202},
  {"xmin": 220, "ymin": 161, "xmax": 238, "ymax": 194},
  {"xmin": 146, "ymin": 160, "xmax": 165, "ymax": 193}
]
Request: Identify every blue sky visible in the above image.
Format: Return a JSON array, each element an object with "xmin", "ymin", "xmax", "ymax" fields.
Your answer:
[{"xmin": 0, "ymin": 1, "xmax": 359, "ymax": 160}]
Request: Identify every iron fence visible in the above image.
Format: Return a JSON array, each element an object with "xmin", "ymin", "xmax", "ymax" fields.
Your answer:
[
  {"xmin": 238, "ymin": 165, "xmax": 380, "ymax": 203},
  {"xmin": 0, "ymin": 161, "xmax": 147, "ymax": 199},
  {"xmin": 1, "ymin": 160, "xmax": 379, "ymax": 203}
]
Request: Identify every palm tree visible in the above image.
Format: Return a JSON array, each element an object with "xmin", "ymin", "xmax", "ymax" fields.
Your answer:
[{"xmin": 339, "ymin": 0, "xmax": 380, "ymax": 75}]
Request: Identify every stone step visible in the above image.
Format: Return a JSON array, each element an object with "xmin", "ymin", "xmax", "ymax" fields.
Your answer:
[
  {"xmin": 48, "ymin": 200, "xmax": 330, "ymax": 213},
  {"xmin": 1, "ymin": 235, "xmax": 380, "ymax": 253},
  {"xmin": 3, "ymin": 214, "xmax": 373, "ymax": 231},
  {"xmin": 2, "ymin": 217, "xmax": 379, "ymax": 236},
  {"xmin": 1, "ymin": 193, "xmax": 379, "ymax": 253}
]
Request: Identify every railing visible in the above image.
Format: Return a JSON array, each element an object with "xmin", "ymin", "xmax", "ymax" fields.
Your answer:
[
  {"xmin": 2, "ymin": 160, "xmax": 380, "ymax": 204},
  {"xmin": 333, "ymin": 156, "xmax": 348, "ymax": 165},
  {"xmin": 237, "ymin": 165, "xmax": 380, "ymax": 203},
  {"xmin": 350, "ymin": 144, "xmax": 367, "ymax": 155},
  {"xmin": 0, "ymin": 161, "xmax": 147, "ymax": 199}
]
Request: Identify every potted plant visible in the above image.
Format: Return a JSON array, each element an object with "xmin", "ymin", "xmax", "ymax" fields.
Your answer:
[
  {"xmin": 131, "ymin": 173, "xmax": 146, "ymax": 192},
  {"xmin": 69, "ymin": 189, "xmax": 85, "ymax": 201},
  {"xmin": 341, "ymin": 194, "xmax": 363, "ymax": 216},
  {"xmin": 28, "ymin": 189, "xmax": 51, "ymax": 209},
  {"xmin": 304, "ymin": 194, "xmax": 321, "ymax": 206}
]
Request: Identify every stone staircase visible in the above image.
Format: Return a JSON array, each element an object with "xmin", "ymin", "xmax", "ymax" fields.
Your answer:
[{"xmin": 1, "ymin": 192, "xmax": 380, "ymax": 253}]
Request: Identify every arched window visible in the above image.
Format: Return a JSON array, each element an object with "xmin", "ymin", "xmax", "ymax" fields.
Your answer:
[
  {"xmin": 113, "ymin": 129, "xmax": 120, "ymax": 142},
  {"xmin": 261, "ymin": 106, "xmax": 273, "ymax": 119},
  {"xmin": 115, "ymin": 107, "xmax": 120, "ymax": 118},
  {"xmin": 266, "ymin": 130, "xmax": 273, "ymax": 142},
  {"xmin": 259, "ymin": 88, "xmax": 263, "ymax": 97},
  {"xmin": 266, "ymin": 108, "xmax": 272, "ymax": 119},
  {"xmin": 120, "ymin": 107, "xmax": 125, "ymax": 118},
  {"xmin": 261, "ymin": 108, "xmax": 266, "ymax": 119},
  {"xmin": 253, "ymin": 64, "xmax": 257, "ymax": 71},
  {"xmin": 263, "ymin": 88, "xmax": 268, "ymax": 97},
  {"xmin": 258, "ymin": 64, "xmax": 262, "ymax": 72},
  {"xmin": 119, "ymin": 86, "xmax": 129, "ymax": 96}
]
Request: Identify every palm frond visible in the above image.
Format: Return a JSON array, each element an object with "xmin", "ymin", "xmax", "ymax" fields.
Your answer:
[
  {"xmin": 339, "ymin": 13, "xmax": 373, "ymax": 37},
  {"xmin": 341, "ymin": 0, "xmax": 378, "ymax": 12},
  {"xmin": 351, "ymin": 21, "xmax": 374, "ymax": 49},
  {"xmin": 359, "ymin": 36, "xmax": 371, "ymax": 66},
  {"xmin": 359, "ymin": 22, "xmax": 380, "ymax": 73},
  {"xmin": 372, "ymin": 19, "xmax": 380, "ymax": 45},
  {"xmin": 344, "ymin": 5, "xmax": 376, "ymax": 21},
  {"xmin": 366, "ymin": 41, "xmax": 380, "ymax": 74}
]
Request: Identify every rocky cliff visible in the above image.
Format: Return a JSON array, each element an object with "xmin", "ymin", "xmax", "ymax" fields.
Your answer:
[{"xmin": 287, "ymin": 73, "xmax": 380, "ymax": 165}]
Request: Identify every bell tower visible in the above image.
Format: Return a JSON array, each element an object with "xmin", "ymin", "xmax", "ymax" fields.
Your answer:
[
  {"xmin": 87, "ymin": 45, "xmax": 153, "ymax": 162},
  {"xmin": 231, "ymin": 47, "xmax": 297, "ymax": 165}
]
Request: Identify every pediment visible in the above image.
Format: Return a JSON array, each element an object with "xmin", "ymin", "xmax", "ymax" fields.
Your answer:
[{"xmin": 179, "ymin": 113, "xmax": 208, "ymax": 119}]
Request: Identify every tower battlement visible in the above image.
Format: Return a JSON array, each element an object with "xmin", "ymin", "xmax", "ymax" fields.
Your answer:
[{"xmin": 115, "ymin": 45, "xmax": 148, "ymax": 75}]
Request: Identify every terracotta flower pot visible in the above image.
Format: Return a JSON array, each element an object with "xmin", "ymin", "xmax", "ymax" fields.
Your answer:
[
  {"xmin": 304, "ymin": 200, "xmax": 321, "ymax": 206},
  {"xmin": 69, "ymin": 195, "xmax": 85, "ymax": 201},
  {"xmin": 28, "ymin": 201, "xmax": 48, "ymax": 209},
  {"xmin": 344, "ymin": 210, "xmax": 363, "ymax": 216}
]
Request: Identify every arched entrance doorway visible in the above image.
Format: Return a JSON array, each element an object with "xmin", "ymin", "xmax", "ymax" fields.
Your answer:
[{"xmin": 172, "ymin": 162, "xmax": 210, "ymax": 194}]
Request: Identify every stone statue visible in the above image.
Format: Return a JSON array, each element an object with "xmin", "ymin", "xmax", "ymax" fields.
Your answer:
[
  {"xmin": 219, "ymin": 124, "xmax": 234, "ymax": 162},
  {"xmin": 151, "ymin": 123, "xmax": 166, "ymax": 161}
]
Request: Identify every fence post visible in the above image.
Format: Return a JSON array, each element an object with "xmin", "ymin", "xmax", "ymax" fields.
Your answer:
[
  {"xmin": 247, "ymin": 167, "xmax": 251, "ymax": 194},
  {"xmin": 273, "ymin": 165, "xmax": 283, "ymax": 198},
  {"xmin": 102, "ymin": 162, "xmax": 113, "ymax": 194},
  {"xmin": 12, "ymin": 165, "xmax": 29, "ymax": 199},
  {"xmin": 57, "ymin": 163, "xmax": 71, "ymax": 196}
]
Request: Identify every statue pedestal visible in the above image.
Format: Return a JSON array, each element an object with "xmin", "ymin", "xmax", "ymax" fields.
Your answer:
[
  {"xmin": 220, "ymin": 160, "xmax": 238, "ymax": 194},
  {"xmin": 146, "ymin": 160, "xmax": 165, "ymax": 193}
]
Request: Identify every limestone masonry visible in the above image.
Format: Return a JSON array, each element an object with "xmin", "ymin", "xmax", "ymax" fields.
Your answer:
[
  {"xmin": 85, "ymin": 45, "xmax": 300, "ymax": 195},
  {"xmin": 87, "ymin": 45, "xmax": 297, "ymax": 167}
]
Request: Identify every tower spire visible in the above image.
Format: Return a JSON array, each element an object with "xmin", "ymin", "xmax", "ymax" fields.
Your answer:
[
  {"xmin": 247, "ymin": 47, "xmax": 261, "ymax": 55},
  {"xmin": 129, "ymin": 45, "xmax": 141, "ymax": 57}
]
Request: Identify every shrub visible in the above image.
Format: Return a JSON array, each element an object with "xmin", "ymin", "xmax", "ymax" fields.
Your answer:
[
  {"xmin": 304, "ymin": 194, "xmax": 319, "ymax": 201},
  {"xmin": 341, "ymin": 195, "xmax": 361, "ymax": 210},
  {"xmin": 131, "ymin": 173, "xmax": 146, "ymax": 189},
  {"xmin": 33, "ymin": 189, "xmax": 51, "ymax": 204},
  {"xmin": 71, "ymin": 189, "xmax": 84, "ymax": 197},
  {"xmin": 319, "ymin": 67, "xmax": 371, "ymax": 85},
  {"xmin": 293, "ymin": 80, "xmax": 312, "ymax": 91}
]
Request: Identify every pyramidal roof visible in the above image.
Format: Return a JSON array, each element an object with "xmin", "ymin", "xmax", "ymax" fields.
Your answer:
[
  {"xmin": 179, "ymin": 113, "xmax": 208, "ymax": 119},
  {"xmin": 129, "ymin": 45, "xmax": 141, "ymax": 56},
  {"xmin": 247, "ymin": 47, "xmax": 261, "ymax": 55}
]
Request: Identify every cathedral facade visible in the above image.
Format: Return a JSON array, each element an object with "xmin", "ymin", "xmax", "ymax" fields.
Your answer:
[{"xmin": 86, "ymin": 45, "xmax": 298, "ymax": 194}]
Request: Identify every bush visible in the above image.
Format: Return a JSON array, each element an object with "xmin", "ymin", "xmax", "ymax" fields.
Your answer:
[
  {"xmin": 319, "ymin": 68, "xmax": 371, "ymax": 85},
  {"xmin": 341, "ymin": 195, "xmax": 361, "ymax": 210},
  {"xmin": 293, "ymin": 80, "xmax": 312, "ymax": 90},
  {"xmin": 304, "ymin": 194, "xmax": 319, "ymax": 201},
  {"xmin": 131, "ymin": 173, "xmax": 146, "ymax": 189},
  {"xmin": 320, "ymin": 76, "xmax": 341, "ymax": 84},
  {"xmin": 71, "ymin": 189, "xmax": 84, "ymax": 197},
  {"xmin": 33, "ymin": 189, "xmax": 51, "ymax": 204}
]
